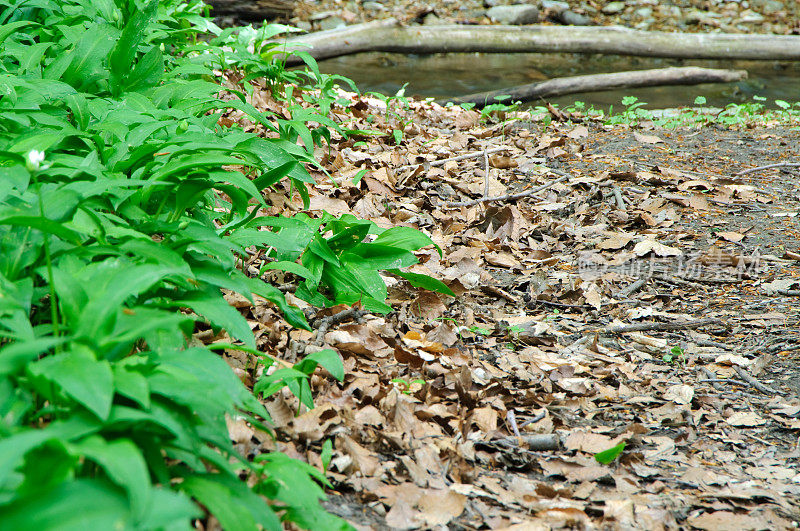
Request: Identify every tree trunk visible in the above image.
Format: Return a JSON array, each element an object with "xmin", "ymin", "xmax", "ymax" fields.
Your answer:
[
  {"xmin": 443, "ymin": 67, "xmax": 748, "ymax": 107},
  {"xmin": 282, "ymin": 19, "xmax": 800, "ymax": 63}
]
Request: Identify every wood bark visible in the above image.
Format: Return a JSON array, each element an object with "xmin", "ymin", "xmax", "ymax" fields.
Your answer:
[
  {"xmin": 206, "ymin": 0, "xmax": 294, "ymax": 21},
  {"xmin": 282, "ymin": 19, "xmax": 800, "ymax": 63},
  {"xmin": 443, "ymin": 66, "xmax": 748, "ymax": 107}
]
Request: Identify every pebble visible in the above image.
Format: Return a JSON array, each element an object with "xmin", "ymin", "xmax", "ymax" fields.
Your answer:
[
  {"xmin": 362, "ymin": 1, "xmax": 385, "ymax": 11},
  {"xmin": 318, "ymin": 16, "xmax": 346, "ymax": 30},
  {"xmin": 541, "ymin": 0, "xmax": 569, "ymax": 12},
  {"xmin": 601, "ymin": 1, "xmax": 626, "ymax": 15},
  {"xmin": 557, "ymin": 10, "xmax": 591, "ymax": 26},
  {"xmin": 486, "ymin": 5, "xmax": 540, "ymax": 25}
]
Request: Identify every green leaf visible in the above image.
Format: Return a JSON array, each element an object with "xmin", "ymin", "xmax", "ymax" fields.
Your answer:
[
  {"xmin": 28, "ymin": 347, "xmax": 114, "ymax": 420},
  {"xmin": 295, "ymin": 349, "xmax": 344, "ymax": 381},
  {"xmin": 181, "ymin": 475, "xmax": 281, "ymax": 531},
  {"xmin": 0, "ymin": 479, "xmax": 133, "ymax": 530},
  {"xmin": 594, "ymin": 442, "xmax": 626, "ymax": 465},
  {"xmin": 0, "ymin": 337, "xmax": 67, "ymax": 376},
  {"xmin": 0, "ymin": 215, "xmax": 83, "ymax": 245},
  {"xmin": 175, "ymin": 291, "xmax": 255, "ymax": 348},
  {"xmin": 109, "ymin": 0, "xmax": 158, "ymax": 92},
  {"xmin": 389, "ymin": 269, "xmax": 455, "ymax": 297},
  {"xmin": 71, "ymin": 436, "xmax": 151, "ymax": 518},
  {"xmin": 372, "ymin": 226, "xmax": 441, "ymax": 257}
]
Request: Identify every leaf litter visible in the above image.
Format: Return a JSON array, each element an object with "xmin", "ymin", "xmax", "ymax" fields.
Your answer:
[{"xmin": 210, "ymin": 80, "xmax": 800, "ymax": 529}]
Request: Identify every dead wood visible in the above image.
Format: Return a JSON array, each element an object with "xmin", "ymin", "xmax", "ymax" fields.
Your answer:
[
  {"xmin": 735, "ymin": 162, "xmax": 800, "ymax": 176},
  {"xmin": 281, "ymin": 20, "xmax": 800, "ymax": 63},
  {"xmin": 733, "ymin": 365, "xmax": 785, "ymax": 396},
  {"xmin": 444, "ymin": 172, "xmax": 570, "ymax": 208},
  {"xmin": 444, "ymin": 67, "xmax": 747, "ymax": 107},
  {"xmin": 206, "ymin": 0, "xmax": 294, "ymax": 21},
  {"xmin": 606, "ymin": 317, "xmax": 723, "ymax": 334}
]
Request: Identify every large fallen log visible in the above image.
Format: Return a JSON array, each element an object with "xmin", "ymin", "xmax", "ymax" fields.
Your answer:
[
  {"xmin": 281, "ymin": 19, "xmax": 800, "ymax": 63},
  {"xmin": 442, "ymin": 66, "xmax": 748, "ymax": 107},
  {"xmin": 206, "ymin": 0, "xmax": 294, "ymax": 21}
]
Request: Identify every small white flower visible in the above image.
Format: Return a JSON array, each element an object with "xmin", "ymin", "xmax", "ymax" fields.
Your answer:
[{"xmin": 25, "ymin": 150, "xmax": 46, "ymax": 172}]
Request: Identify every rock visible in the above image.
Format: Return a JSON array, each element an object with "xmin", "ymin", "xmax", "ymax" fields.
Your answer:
[
  {"xmin": 362, "ymin": 1, "xmax": 385, "ymax": 12},
  {"xmin": 541, "ymin": 0, "xmax": 569, "ymax": 12},
  {"xmin": 318, "ymin": 16, "xmax": 346, "ymax": 31},
  {"xmin": 486, "ymin": 5, "xmax": 539, "ymax": 25},
  {"xmin": 634, "ymin": 7, "xmax": 652, "ymax": 18},
  {"xmin": 601, "ymin": 1, "xmax": 625, "ymax": 15},
  {"xmin": 295, "ymin": 20, "xmax": 312, "ymax": 32},
  {"xmin": 751, "ymin": 0, "xmax": 785, "ymax": 15},
  {"xmin": 422, "ymin": 13, "xmax": 441, "ymax": 25},
  {"xmin": 557, "ymin": 10, "xmax": 591, "ymax": 26}
]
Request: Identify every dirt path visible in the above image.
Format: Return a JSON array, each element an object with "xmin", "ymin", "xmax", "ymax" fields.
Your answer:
[{"xmin": 218, "ymin": 84, "xmax": 800, "ymax": 529}]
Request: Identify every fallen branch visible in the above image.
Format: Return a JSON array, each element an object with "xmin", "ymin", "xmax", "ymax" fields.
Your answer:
[
  {"xmin": 606, "ymin": 317, "xmax": 723, "ymax": 334},
  {"xmin": 281, "ymin": 20, "xmax": 800, "ymax": 63},
  {"xmin": 443, "ymin": 67, "xmax": 747, "ymax": 107},
  {"xmin": 733, "ymin": 365, "xmax": 785, "ymax": 396},
  {"xmin": 734, "ymin": 162, "xmax": 800, "ymax": 176},
  {"xmin": 444, "ymin": 172, "xmax": 570, "ymax": 208},
  {"xmin": 395, "ymin": 146, "xmax": 512, "ymax": 172},
  {"xmin": 312, "ymin": 307, "xmax": 366, "ymax": 345},
  {"xmin": 615, "ymin": 276, "xmax": 648, "ymax": 299},
  {"xmin": 491, "ymin": 434, "xmax": 562, "ymax": 451}
]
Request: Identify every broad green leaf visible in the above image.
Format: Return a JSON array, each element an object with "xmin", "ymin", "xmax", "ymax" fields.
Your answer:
[
  {"xmin": 389, "ymin": 269, "xmax": 455, "ymax": 297},
  {"xmin": 0, "ymin": 337, "xmax": 66, "ymax": 376},
  {"xmin": 71, "ymin": 436, "xmax": 151, "ymax": 518},
  {"xmin": 109, "ymin": 0, "xmax": 158, "ymax": 92},
  {"xmin": 181, "ymin": 475, "xmax": 281, "ymax": 531},
  {"xmin": 28, "ymin": 347, "xmax": 114, "ymax": 420},
  {"xmin": 296, "ymin": 349, "xmax": 344, "ymax": 381},
  {"xmin": 595, "ymin": 442, "xmax": 626, "ymax": 465},
  {"xmin": 0, "ymin": 479, "xmax": 133, "ymax": 530},
  {"xmin": 373, "ymin": 226, "xmax": 442, "ymax": 257},
  {"xmin": 175, "ymin": 291, "xmax": 255, "ymax": 348}
]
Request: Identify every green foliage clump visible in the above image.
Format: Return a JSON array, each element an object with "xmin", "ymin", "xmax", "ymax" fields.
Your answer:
[{"xmin": 0, "ymin": 0, "xmax": 446, "ymax": 528}]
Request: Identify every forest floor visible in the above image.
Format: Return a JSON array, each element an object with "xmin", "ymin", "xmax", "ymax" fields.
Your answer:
[
  {"xmin": 210, "ymin": 1, "xmax": 800, "ymax": 529},
  {"xmin": 216, "ymin": 81, "xmax": 800, "ymax": 530}
]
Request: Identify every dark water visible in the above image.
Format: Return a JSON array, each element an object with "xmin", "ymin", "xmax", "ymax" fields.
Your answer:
[{"xmin": 318, "ymin": 52, "xmax": 800, "ymax": 109}]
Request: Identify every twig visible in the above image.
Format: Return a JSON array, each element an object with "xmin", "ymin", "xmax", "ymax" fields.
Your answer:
[
  {"xmin": 734, "ymin": 162, "xmax": 800, "ymax": 176},
  {"xmin": 312, "ymin": 307, "xmax": 366, "ymax": 346},
  {"xmin": 612, "ymin": 186, "xmax": 626, "ymax": 211},
  {"xmin": 518, "ymin": 411, "xmax": 547, "ymax": 429},
  {"xmin": 652, "ymin": 274, "xmax": 707, "ymax": 290},
  {"xmin": 395, "ymin": 146, "xmax": 511, "ymax": 172},
  {"xmin": 733, "ymin": 365, "xmax": 785, "ymax": 396},
  {"xmin": 615, "ymin": 276, "xmax": 648, "ymax": 299},
  {"xmin": 445, "ymin": 172, "xmax": 570, "ymax": 208},
  {"xmin": 506, "ymin": 410, "xmax": 521, "ymax": 438},
  {"xmin": 482, "ymin": 149, "xmax": 490, "ymax": 198},
  {"xmin": 695, "ymin": 339, "xmax": 733, "ymax": 350},
  {"xmin": 606, "ymin": 317, "xmax": 723, "ymax": 334},
  {"xmin": 489, "ymin": 434, "xmax": 561, "ymax": 451}
]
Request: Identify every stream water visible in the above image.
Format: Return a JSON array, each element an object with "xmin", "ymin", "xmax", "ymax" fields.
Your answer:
[{"xmin": 318, "ymin": 52, "xmax": 800, "ymax": 110}]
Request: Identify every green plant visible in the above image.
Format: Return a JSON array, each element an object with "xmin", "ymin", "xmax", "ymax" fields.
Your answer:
[
  {"xmin": 594, "ymin": 442, "xmax": 625, "ymax": 464},
  {"xmin": 390, "ymin": 378, "xmax": 426, "ymax": 395},
  {"xmin": 663, "ymin": 345, "xmax": 686, "ymax": 365},
  {"xmin": 605, "ymin": 96, "xmax": 654, "ymax": 126},
  {"xmin": 480, "ymin": 95, "xmax": 519, "ymax": 123},
  {"xmin": 367, "ymin": 84, "xmax": 414, "ymax": 145},
  {"xmin": 544, "ymin": 309, "xmax": 561, "ymax": 321},
  {"xmin": 469, "ymin": 326, "xmax": 493, "ymax": 336},
  {"xmin": 0, "ymin": 0, "xmax": 445, "ymax": 528}
]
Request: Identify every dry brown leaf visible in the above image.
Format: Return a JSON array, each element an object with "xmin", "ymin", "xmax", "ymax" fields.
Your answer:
[{"xmin": 634, "ymin": 131, "xmax": 664, "ymax": 144}]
